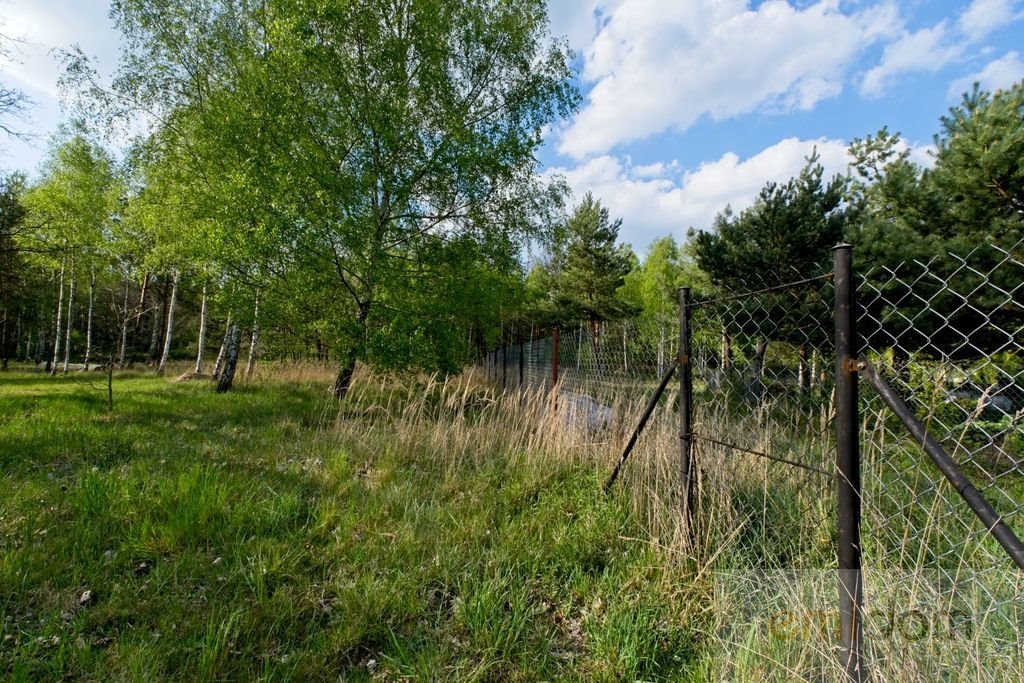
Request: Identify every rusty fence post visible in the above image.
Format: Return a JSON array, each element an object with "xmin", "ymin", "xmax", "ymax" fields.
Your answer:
[
  {"xmin": 834, "ymin": 244, "xmax": 864, "ymax": 682},
  {"xmin": 679, "ymin": 287, "xmax": 695, "ymax": 541},
  {"xmin": 519, "ymin": 338, "xmax": 524, "ymax": 388},
  {"xmin": 551, "ymin": 327, "xmax": 560, "ymax": 413}
]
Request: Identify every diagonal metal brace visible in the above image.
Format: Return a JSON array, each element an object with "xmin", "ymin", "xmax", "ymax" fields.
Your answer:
[
  {"xmin": 603, "ymin": 358, "xmax": 679, "ymax": 492},
  {"xmin": 858, "ymin": 356, "xmax": 1024, "ymax": 572}
]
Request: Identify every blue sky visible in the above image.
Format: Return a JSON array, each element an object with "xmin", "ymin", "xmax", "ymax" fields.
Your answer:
[{"xmin": 2, "ymin": 0, "xmax": 1023, "ymax": 251}]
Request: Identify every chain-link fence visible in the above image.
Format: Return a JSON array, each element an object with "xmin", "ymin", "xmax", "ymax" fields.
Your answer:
[
  {"xmin": 480, "ymin": 239, "xmax": 1024, "ymax": 680},
  {"xmin": 484, "ymin": 319, "xmax": 681, "ymax": 397},
  {"xmin": 857, "ymin": 239, "xmax": 1024, "ymax": 679}
]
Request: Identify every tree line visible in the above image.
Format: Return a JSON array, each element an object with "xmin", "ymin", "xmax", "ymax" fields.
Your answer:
[
  {"xmin": 510, "ymin": 81, "xmax": 1021, "ymax": 393},
  {"xmin": 0, "ymin": 0, "xmax": 1021, "ymax": 398}
]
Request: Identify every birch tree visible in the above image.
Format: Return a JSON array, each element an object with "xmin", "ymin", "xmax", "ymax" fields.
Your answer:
[
  {"xmin": 22, "ymin": 133, "xmax": 119, "ymax": 373},
  {"xmin": 244, "ymin": 291, "xmax": 259, "ymax": 380},
  {"xmin": 50, "ymin": 256, "xmax": 65, "ymax": 374},
  {"xmin": 194, "ymin": 280, "xmax": 208, "ymax": 374},
  {"xmin": 62, "ymin": 257, "xmax": 76, "ymax": 373},
  {"xmin": 84, "ymin": 0, "xmax": 577, "ymax": 399},
  {"xmin": 122, "ymin": 143, "xmax": 216, "ymax": 374},
  {"xmin": 156, "ymin": 270, "xmax": 178, "ymax": 375}
]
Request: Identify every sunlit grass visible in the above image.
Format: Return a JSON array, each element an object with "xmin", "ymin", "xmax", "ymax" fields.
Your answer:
[
  {"xmin": 0, "ymin": 368, "xmax": 696, "ymax": 681},
  {"xmin": 2, "ymin": 364, "xmax": 1019, "ymax": 680}
]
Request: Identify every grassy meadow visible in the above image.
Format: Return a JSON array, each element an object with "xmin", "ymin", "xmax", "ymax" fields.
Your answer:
[
  {"xmin": 0, "ymin": 365, "xmax": 707, "ymax": 681},
  {"xmin": 3, "ymin": 364, "xmax": 1022, "ymax": 681}
]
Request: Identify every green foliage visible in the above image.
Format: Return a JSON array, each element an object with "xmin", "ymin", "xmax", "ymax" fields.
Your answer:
[
  {"xmin": 932, "ymin": 82, "xmax": 1024, "ymax": 244},
  {"xmin": 691, "ymin": 151, "xmax": 850, "ymax": 358},
  {"xmin": 848, "ymin": 81, "xmax": 1024, "ymax": 269},
  {"xmin": 19, "ymin": 131, "xmax": 123, "ymax": 324},
  {"xmin": 693, "ymin": 150, "xmax": 850, "ymax": 291},
  {"xmin": 98, "ymin": 0, "xmax": 578, "ymax": 390},
  {"xmin": 525, "ymin": 192, "xmax": 635, "ymax": 328},
  {"xmin": 848, "ymin": 82, "xmax": 1024, "ymax": 359},
  {"xmin": 23, "ymin": 131, "xmax": 119, "ymax": 265},
  {"xmin": 0, "ymin": 173, "xmax": 28, "ymax": 311},
  {"xmin": 847, "ymin": 126, "xmax": 944, "ymax": 266},
  {"xmin": 5, "ymin": 132, "xmax": 128, "ymax": 365},
  {"xmin": 559, "ymin": 192, "xmax": 634, "ymax": 323},
  {"xmin": 847, "ymin": 82, "xmax": 1024, "ymax": 358},
  {"xmin": 619, "ymin": 235, "xmax": 710, "ymax": 326}
]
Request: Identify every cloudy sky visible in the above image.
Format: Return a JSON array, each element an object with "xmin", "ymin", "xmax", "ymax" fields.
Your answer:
[{"xmin": 2, "ymin": 0, "xmax": 1023, "ymax": 252}]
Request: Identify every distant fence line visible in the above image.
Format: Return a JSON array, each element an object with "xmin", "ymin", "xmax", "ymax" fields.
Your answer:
[{"xmin": 481, "ymin": 239, "xmax": 1024, "ymax": 681}]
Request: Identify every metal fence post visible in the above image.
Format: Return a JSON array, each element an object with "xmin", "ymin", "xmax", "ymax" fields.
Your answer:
[
  {"xmin": 833, "ymin": 244, "xmax": 864, "ymax": 682},
  {"xmin": 679, "ymin": 287, "xmax": 695, "ymax": 540},
  {"xmin": 551, "ymin": 327, "xmax": 560, "ymax": 412},
  {"xmin": 519, "ymin": 338, "xmax": 524, "ymax": 388},
  {"xmin": 502, "ymin": 342, "xmax": 507, "ymax": 389}
]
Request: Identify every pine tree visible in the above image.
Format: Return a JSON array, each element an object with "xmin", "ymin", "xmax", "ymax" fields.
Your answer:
[
  {"xmin": 932, "ymin": 82, "xmax": 1024, "ymax": 245},
  {"xmin": 558, "ymin": 192, "xmax": 633, "ymax": 325},
  {"xmin": 693, "ymin": 152, "xmax": 852, "ymax": 396}
]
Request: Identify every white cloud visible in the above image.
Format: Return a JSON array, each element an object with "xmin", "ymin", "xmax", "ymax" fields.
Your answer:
[
  {"xmin": 860, "ymin": 22, "xmax": 964, "ymax": 98},
  {"xmin": 631, "ymin": 160, "xmax": 677, "ymax": 179},
  {"xmin": 556, "ymin": 0, "xmax": 902, "ymax": 160},
  {"xmin": 907, "ymin": 143, "xmax": 936, "ymax": 169},
  {"xmin": 860, "ymin": 0, "xmax": 1023, "ymax": 98},
  {"xmin": 1, "ymin": 1, "xmax": 119, "ymax": 97},
  {"xmin": 0, "ymin": 0, "xmax": 121, "ymax": 172},
  {"xmin": 545, "ymin": 0, "xmax": 601, "ymax": 53},
  {"xmin": 948, "ymin": 50, "xmax": 1024, "ymax": 97},
  {"xmin": 959, "ymin": 0, "xmax": 1019, "ymax": 40},
  {"xmin": 546, "ymin": 137, "xmax": 855, "ymax": 250}
]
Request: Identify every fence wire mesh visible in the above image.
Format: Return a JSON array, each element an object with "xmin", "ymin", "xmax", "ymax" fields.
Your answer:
[
  {"xmin": 689, "ymin": 271, "xmax": 837, "ymax": 571},
  {"xmin": 480, "ymin": 238, "xmax": 1023, "ymax": 679},
  {"xmin": 686, "ymin": 270, "xmax": 842, "ymax": 676},
  {"xmin": 857, "ymin": 238, "xmax": 1024, "ymax": 679}
]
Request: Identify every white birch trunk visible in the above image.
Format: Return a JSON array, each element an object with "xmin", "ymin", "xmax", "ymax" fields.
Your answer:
[
  {"xmin": 244, "ymin": 292, "xmax": 260, "ymax": 380},
  {"xmin": 576, "ymin": 322, "xmax": 582, "ymax": 371},
  {"xmin": 51, "ymin": 257, "xmax": 66, "ymax": 375},
  {"xmin": 658, "ymin": 323, "xmax": 665, "ymax": 377},
  {"xmin": 622, "ymin": 323, "xmax": 627, "ymax": 372},
  {"xmin": 797, "ymin": 345, "xmax": 810, "ymax": 394},
  {"xmin": 750, "ymin": 337, "xmax": 768, "ymax": 402},
  {"xmin": 62, "ymin": 261, "xmax": 76, "ymax": 374},
  {"xmin": 212, "ymin": 311, "xmax": 232, "ymax": 378},
  {"xmin": 216, "ymin": 324, "xmax": 242, "ymax": 393},
  {"xmin": 157, "ymin": 270, "xmax": 179, "ymax": 376},
  {"xmin": 149, "ymin": 276, "xmax": 163, "ymax": 361},
  {"xmin": 194, "ymin": 281, "xmax": 208, "ymax": 374},
  {"xmin": 83, "ymin": 268, "xmax": 96, "ymax": 370},
  {"xmin": 135, "ymin": 273, "xmax": 148, "ymax": 332},
  {"xmin": 118, "ymin": 282, "xmax": 130, "ymax": 368}
]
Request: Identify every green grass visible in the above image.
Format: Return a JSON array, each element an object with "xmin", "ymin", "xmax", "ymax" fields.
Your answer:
[{"xmin": 0, "ymin": 370, "xmax": 700, "ymax": 681}]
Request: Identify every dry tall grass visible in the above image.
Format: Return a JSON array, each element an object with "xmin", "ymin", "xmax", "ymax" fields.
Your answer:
[{"xmin": 316, "ymin": 366, "xmax": 1023, "ymax": 681}]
